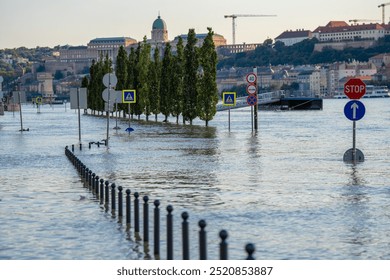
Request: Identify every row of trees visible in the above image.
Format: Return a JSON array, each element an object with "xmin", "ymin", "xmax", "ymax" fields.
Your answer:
[{"xmin": 84, "ymin": 28, "xmax": 219, "ymax": 126}]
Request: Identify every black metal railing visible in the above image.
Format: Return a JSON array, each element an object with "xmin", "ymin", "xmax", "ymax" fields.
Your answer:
[{"xmin": 65, "ymin": 145, "xmax": 256, "ymax": 260}]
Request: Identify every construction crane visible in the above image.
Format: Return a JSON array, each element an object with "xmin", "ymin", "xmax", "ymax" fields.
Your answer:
[
  {"xmin": 378, "ymin": 2, "xmax": 390, "ymax": 24},
  {"xmin": 348, "ymin": 19, "xmax": 380, "ymax": 24},
  {"xmin": 224, "ymin": 14, "xmax": 277, "ymax": 45}
]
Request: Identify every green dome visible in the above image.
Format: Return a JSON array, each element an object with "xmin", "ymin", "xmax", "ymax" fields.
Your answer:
[{"xmin": 152, "ymin": 16, "xmax": 167, "ymax": 30}]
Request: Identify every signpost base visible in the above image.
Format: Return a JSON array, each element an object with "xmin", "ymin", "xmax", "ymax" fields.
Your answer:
[{"xmin": 343, "ymin": 148, "xmax": 364, "ymax": 163}]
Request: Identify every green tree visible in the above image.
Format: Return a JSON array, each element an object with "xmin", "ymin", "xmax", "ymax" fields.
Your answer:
[
  {"xmin": 149, "ymin": 46, "xmax": 161, "ymax": 121},
  {"xmin": 132, "ymin": 43, "xmax": 143, "ymax": 118},
  {"xmin": 126, "ymin": 47, "xmax": 137, "ymax": 117},
  {"xmin": 183, "ymin": 29, "xmax": 199, "ymax": 124},
  {"xmin": 136, "ymin": 38, "xmax": 151, "ymax": 120},
  {"xmin": 171, "ymin": 37, "xmax": 185, "ymax": 124},
  {"xmin": 198, "ymin": 27, "xmax": 218, "ymax": 126},
  {"xmin": 115, "ymin": 46, "xmax": 128, "ymax": 115},
  {"xmin": 160, "ymin": 43, "xmax": 173, "ymax": 121}
]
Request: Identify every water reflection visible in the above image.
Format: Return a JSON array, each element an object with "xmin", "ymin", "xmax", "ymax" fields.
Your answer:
[{"xmin": 341, "ymin": 165, "xmax": 371, "ymax": 258}]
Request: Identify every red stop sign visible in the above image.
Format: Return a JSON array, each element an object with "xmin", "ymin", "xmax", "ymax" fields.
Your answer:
[{"xmin": 344, "ymin": 78, "xmax": 366, "ymax": 99}]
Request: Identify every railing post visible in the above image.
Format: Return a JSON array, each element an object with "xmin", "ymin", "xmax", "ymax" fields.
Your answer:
[
  {"xmin": 245, "ymin": 243, "xmax": 255, "ymax": 260},
  {"xmin": 99, "ymin": 179, "xmax": 104, "ymax": 204},
  {"xmin": 134, "ymin": 192, "xmax": 140, "ymax": 234},
  {"xmin": 91, "ymin": 173, "xmax": 95, "ymax": 190},
  {"xmin": 143, "ymin": 196, "xmax": 149, "ymax": 243},
  {"xmin": 153, "ymin": 200, "xmax": 160, "ymax": 259},
  {"xmin": 94, "ymin": 176, "xmax": 99, "ymax": 196},
  {"xmin": 167, "ymin": 205, "xmax": 173, "ymax": 260},
  {"xmin": 111, "ymin": 183, "xmax": 116, "ymax": 212},
  {"xmin": 126, "ymin": 189, "xmax": 131, "ymax": 226},
  {"xmin": 199, "ymin": 220, "xmax": 207, "ymax": 260},
  {"xmin": 118, "ymin": 186, "xmax": 123, "ymax": 218},
  {"xmin": 219, "ymin": 230, "xmax": 228, "ymax": 260},
  {"xmin": 182, "ymin": 212, "xmax": 189, "ymax": 260},
  {"xmin": 88, "ymin": 170, "xmax": 92, "ymax": 188},
  {"xmin": 85, "ymin": 168, "xmax": 89, "ymax": 183},
  {"xmin": 105, "ymin": 181, "xmax": 109, "ymax": 207}
]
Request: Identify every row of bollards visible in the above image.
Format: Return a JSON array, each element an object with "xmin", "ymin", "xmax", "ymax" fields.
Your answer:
[{"xmin": 65, "ymin": 145, "xmax": 256, "ymax": 260}]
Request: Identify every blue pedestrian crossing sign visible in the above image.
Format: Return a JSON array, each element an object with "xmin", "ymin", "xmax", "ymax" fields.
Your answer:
[
  {"xmin": 122, "ymin": 90, "xmax": 136, "ymax": 104},
  {"xmin": 344, "ymin": 100, "xmax": 365, "ymax": 121},
  {"xmin": 223, "ymin": 92, "xmax": 236, "ymax": 106}
]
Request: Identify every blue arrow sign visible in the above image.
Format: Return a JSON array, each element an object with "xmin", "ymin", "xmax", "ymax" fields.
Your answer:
[{"xmin": 344, "ymin": 100, "xmax": 365, "ymax": 121}]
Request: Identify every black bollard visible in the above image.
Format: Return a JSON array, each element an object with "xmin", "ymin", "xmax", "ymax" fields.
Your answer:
[
  {"xmin": 126, "ymin": 189, "xmax": 131, "ymax": 226},
  {"xmin": 134, "ymin": 192, "xmax": 140, "ymax": 233},
  {"xmin": 154, "ymin": 200, "xmax": 160, "ymax": 258},
  {"xmin": 88, "ymin": 170, "xmax": 92, "ymax": 188},
  {"xmin": 91, "ymin": 173, "xmax": 96, "ymax": 191},
  {"xmin": 167, "ymin": 205, "xmax": 173, "ymax": 260},
  {"xmin": 85, "ymin": 168, "xmax": 89, "ymax": 183},
  {"xmin": 219, "ymin": 230, "xmax": 228, "ymax": 260},
  {"xmin": 118, "ymin": 186, "xmax": 123, "ymax": 217},
  {"xmin": 97, "ymin": 141, "xmax": 100, "ymax": 148},
  {"xmin": 89, "ymin": 142, "xmax": 92, "ymax": 149},
  {"xmin": 143, "ymin": 196, "xmax": 149, "ymax": 243},
  {"xmin": 105, "ymin": 181, "xmax": 109, "ymax": 206},
  {"xmin": 111, "ymin": 183, "xmax": 116, "ymax": 212},
  {"xmin": 72, "ymin": 144, "xmax": 74, "ymax": 152},
  {"xmin": 182, "ymin": 212, "xmax": 190, "ymax": 260},
  {"xmin": 79, "ymin": 143, "xmax": 82, "ymax": 150},
  {"xmin": 199, "ymin": 220, "xmax": 207, "ymax": 260},
  {"xmin": 245, "ymin": 244, "xmax": 255, "ymax": 260},
  {"xmin": 94, "ymin": 176, "xmax": 99, "ymax": 197},
  {"xmin": 99, "ymin": 179, "xmax": 104, "ymax": 204}
]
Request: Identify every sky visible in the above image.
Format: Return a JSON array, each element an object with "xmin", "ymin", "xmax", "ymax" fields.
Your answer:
[{"xmin": 0, "ymin": 0, "xmax": 384, "ymax": 49}]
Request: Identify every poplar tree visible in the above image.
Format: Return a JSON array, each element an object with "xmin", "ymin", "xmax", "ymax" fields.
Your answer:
[
  {"xmin": 171, "ymin": 37, "xmax": 184, "ymax": 124},
  {"xmin": 183, "ymin": 29, "xmax": 199, "ymax": 125},
  {"xmin": 198, "ymin": 27, "xmax": 218, "ymax": 126},
  {"xmin": 115, "ymin": 46, "xmax": 128, "ymax": 115},
  {"xmin": 137, "ymin": 37, "xmax": 151, "ymax": 120},
  {"xmin": 149, "ymin": 46, "xmax": 161, "ymax": 121},
  {"xmin": 133, "ymin": 43, "xmax": 143, "ymax": 118},
  {"xmin": 126, "ymin": 47, "xmax": 136, "ymax": 117},
  {"xmin": 159, "ymin": 42, "xmax": 173, "ymax": 122}
]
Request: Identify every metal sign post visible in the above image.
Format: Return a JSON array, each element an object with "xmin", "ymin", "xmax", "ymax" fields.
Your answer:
[
  {"xmin": 70, "ymin": 87, "xmax": 88, "ymax": 143},
  {"xmin": 102, "ymin": 73, "xmax": 118, "ymax": 147},
  {"xmin": 343, "ymin": 79, "xmax": 366, "ymax": 163},
  {"xmin": 253, "ymin": 67, "xmax": 258, "ymax": 131},
  {"xmin": 122, "ymin": 90, "xmax": 136, "ymax": 133},
  {"xmin": 222, "ymin": 92, "xmax": 236, "ymax": 131}
]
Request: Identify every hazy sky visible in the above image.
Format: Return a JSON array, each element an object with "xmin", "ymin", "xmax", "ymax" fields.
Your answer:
[{"xmin": 0, "ymin": 0, "xmax": 383, "ymax": 49}]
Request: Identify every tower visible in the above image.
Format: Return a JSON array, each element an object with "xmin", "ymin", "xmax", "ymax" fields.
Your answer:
[{"xmin": 151, "ymin": 14, "xmax": 168, "ymax": 42}]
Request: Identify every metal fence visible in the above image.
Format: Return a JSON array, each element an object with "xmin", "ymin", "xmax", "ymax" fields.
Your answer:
[{"xmin": 65, "ymin": 145, "xmax": 256, "ymax": 260}]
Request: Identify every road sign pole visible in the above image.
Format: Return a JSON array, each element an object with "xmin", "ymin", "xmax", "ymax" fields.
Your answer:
[
  {"xmin": 352, "ymin": 120, "xmax": 356, "ymax": 162},
  {"xmin": 228, "ymin": 108, "xmax": 231, "ymax": 131},
  {"xmin": 77, "ymin": 87, "xmax": 81, "ymax": 143},
  {"xmin": 18, "ymin": 91, "xmax": 24, "ymax": 132},
  {"xmin": 253, "ymin": 67, "xmax": 258, "ymax": 131}
]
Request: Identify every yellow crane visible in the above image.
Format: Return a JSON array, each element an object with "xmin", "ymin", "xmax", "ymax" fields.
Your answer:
[
  {"xmin": 348, "ymin": 19, "xmax": 380, "ymax": 24},
  {"xmin": 378, "ymin": 2, "xmax": 390, "ymax": 24},
  {"xmin": 224, "ymin": 14, "xmax": 277, "ymax": 45}
]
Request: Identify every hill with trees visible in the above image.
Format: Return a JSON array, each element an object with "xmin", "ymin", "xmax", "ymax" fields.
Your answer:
[{"xmin": 217, "ymin": 36, "xmax": 390, "ymax": 69}]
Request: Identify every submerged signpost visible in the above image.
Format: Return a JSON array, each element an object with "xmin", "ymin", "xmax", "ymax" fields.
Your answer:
[
  {"xmin": 70, "ymin": 87, "xmax": 88, "ymax": 142},
  {"xmin": 343, "ymin": 78, "xmax": 366, "ymax": 163},
  {"xmin": 122, "ymin": 89, "xmax": 136, "ymax": 133},
  {"xmin": 246, "ymin": 69, "xmax": 258, "ymax": 132},
  {"xmin": 222, "ymin": 92, "xmax": 236, "ymax": 131}
]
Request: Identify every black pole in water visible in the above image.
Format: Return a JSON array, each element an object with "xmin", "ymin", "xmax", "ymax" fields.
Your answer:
[
  {"xmin": 219, "ymin": 230, "xmax": 228, "ymax": 260},
  {"xmin": 126, "ymin": 189, "xmax": 131, "ymax": 226},
  {"xmin": 88, "ymin": 171, "xmax": 92, "ymax": 188},
  {"xmin": 154, "ymin": 200, "xmax": 160, "ymax": 258},
  {"xmin": 111, "ymin": 183, "xmax": 116, "ymax": 212},
  {"xmin": 94, "ymin": 176, "xmax": 99, "ymax": 197},
  {"xmin": 99, "ymin": 179, "xmax": 104, "ymax": 204},
  {"xmin": 245, "ymin": 243, "xmax": 255, "ymax": 260},
  {"xmin": 134, "ymin": 192, "xmax": 140, "ymax": 233},
  {"xmin": 85, "ymin": 168, "xmax": 89, "ymax": 183},
  {"xmin": 182, "ymin": 212, "xmax": 189, "ymax": 260},
  {"xmin": 167, "ymin": 205, "xmax": 173, "ymax": 260},
  {"xmin": 91, "ymin": 173, "xmax": 96, "ymax": 191},
  {"xmin": 118, "ymin": 186, "xmax": 123, "ymax": 217},
  {"xmin": 143, "ymin": 196, "xmax": 149, "ymax": 243},
  {"xmin": 199, "ymin": 220, "xmax": 207, "ymax": 260},
  {"xmin": 105, "ymin": 181, "xmax": 109, "ymax": 206}
]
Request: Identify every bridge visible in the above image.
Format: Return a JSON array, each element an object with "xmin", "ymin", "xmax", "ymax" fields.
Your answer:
[{"xmin": 217, "ymin": 90, "xmax": 284, "ymax": 111}]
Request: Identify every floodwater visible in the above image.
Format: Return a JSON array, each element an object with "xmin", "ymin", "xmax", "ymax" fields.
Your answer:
[{"xmin": 1, "ymin": 99, "xmax": 390, "ymax": 260}]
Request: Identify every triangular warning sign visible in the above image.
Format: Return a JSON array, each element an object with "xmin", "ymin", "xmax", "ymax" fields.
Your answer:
[
  {"xmin": 125, "ymin": 93, "xmax": 134, "ymax": 101},
  {"xmin": 226, "ymin": 96, "xmax": 233, "ymax": 103}
]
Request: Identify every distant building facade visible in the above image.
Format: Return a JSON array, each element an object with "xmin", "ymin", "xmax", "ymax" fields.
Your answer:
[{"xmin": 275, "ymin": 29, "xmax": 312, "ymax": 46}]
